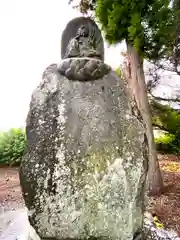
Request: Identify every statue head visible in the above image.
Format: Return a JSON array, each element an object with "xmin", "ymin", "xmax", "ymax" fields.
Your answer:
[{"xmin": 76, "ymin": 24, "xmax": 89, "ymax": 38}]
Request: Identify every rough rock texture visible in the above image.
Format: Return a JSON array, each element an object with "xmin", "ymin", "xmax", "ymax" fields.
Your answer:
[{"xmin": 20, "ymin": 58, "xmax": 148, "ymax": 240}]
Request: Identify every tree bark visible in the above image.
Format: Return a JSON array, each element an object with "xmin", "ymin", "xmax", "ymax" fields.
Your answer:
[{"xmin": 125, "ymin": 42, "xmax": 163, "ymax": 196}]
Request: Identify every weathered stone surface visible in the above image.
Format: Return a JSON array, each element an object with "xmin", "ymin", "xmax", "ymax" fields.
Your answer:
[{"xmin": 20, "ymin": 60, "xmax": 148, "ymax": 240}]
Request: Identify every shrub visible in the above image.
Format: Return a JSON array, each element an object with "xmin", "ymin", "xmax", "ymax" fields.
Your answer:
[
  {"xmin": 155, "ymin": 133, "xmax": 180, "ymax": 154},
  {"xmin": 0, "ymin": 128, "xmax": 26, "ymax": 166},
  {"xmin": 155, "ymin": 133, "xmax": 175, "ymax": 145},
  {"xmin": 152, "ymin": 100, "xmax": 180, "ymax": 154}
]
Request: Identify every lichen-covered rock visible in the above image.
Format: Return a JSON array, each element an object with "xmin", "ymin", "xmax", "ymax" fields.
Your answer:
[{"xmin": 19, "ymin": 59, "xmax": 148, "ymax": 240}]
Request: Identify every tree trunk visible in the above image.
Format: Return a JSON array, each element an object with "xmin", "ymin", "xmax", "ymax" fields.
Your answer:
[{"xmin": 125, "ymin": 42, "xmax": 163, "ymax": 196}]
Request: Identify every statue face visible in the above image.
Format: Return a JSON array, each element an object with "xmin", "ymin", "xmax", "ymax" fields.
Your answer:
[{"xmin": 77, "ymin": 25, "xmax": 89, "ymax": 37}]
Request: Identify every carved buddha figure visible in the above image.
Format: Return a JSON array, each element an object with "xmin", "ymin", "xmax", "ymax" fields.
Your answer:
[{"xmin": 64, "ymin": 24, "xmax": 101, "ymax": 59}]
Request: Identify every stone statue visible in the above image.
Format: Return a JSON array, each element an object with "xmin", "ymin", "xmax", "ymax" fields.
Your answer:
[
  {"xmin": 64, "ymin": 23, "xmax": 101, "ymax": 59},
  {"xmin": 58, "ymin": 18, "xmax": 110, "ymax": 81},
  {"xmin": 20, "ymin": 17, "xmax": 148, "ymax": 240},
  {"xmin": 61, "ymin": 17, "xmax": 104, "ymax": 61}
]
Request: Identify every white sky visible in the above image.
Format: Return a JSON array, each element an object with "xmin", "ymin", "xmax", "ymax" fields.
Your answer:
[
  {"xmin": 0, "ymin": 0, "xmax": 179, "ymax": 131},
  {"xmin": 0, "ymin": 0, "xmax": 125, "ymax": 131}
]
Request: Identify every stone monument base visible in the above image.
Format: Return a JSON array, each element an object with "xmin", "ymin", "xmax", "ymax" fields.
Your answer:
[{"xmin": 58, "ymin": 57, "xmax": 111, "ymax": 81}]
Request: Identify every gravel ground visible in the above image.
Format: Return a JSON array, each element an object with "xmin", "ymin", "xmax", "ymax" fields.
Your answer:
[{"xmin": 0, "ymin": 167, "xmax": 24, "ymax": 214}]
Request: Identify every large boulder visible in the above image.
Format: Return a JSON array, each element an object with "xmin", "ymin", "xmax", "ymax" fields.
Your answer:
[
  {"xmin": 20, "ymin": 17, "xmax": 148, "ymax": 240},
  {"xmin": 20, "ymin": 60, "xmax": 148, "ymax": 240}
]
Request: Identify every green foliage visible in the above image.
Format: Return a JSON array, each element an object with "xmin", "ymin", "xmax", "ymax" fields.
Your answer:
[
  {"xmin": 152, "ymin": 101, "xmax": 180, "ymax": 135},
  {"xmin": 115, "ymin": 67, "xmax": 122, "ymax": 77},
  {"xmin": 155, "ymin": 133, "xmax": 175, "ymax": 145},
  {"xmin": 0, "ymin": 128, "xmax": 26, "ymax": 166},
  {"xmin": 70, "ymin": 0, "xmax": 177, "ymax": 62},
  {"xmin": 155, "ymin": 133, "xmax": 180, "ymax": 154},
  {"xmin": 152, "ymin": 101, "xmax": 180, "ymax": 154},
  {"xmin": 95, "ymin": 0, "xmax": 173, "ymax": 58},
  {"xmin": 69, "ymin": 0, "xmax": 173, "ymax": 60}
]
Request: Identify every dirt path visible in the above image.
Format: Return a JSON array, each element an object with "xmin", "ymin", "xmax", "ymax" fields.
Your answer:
[
  {"xmin": 147, "ymin": 154, "xmax": 180, "ymax": 236},
  {"xmin": 0, "ymin": 167, "xmax": 24, "ymax": 214}
]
